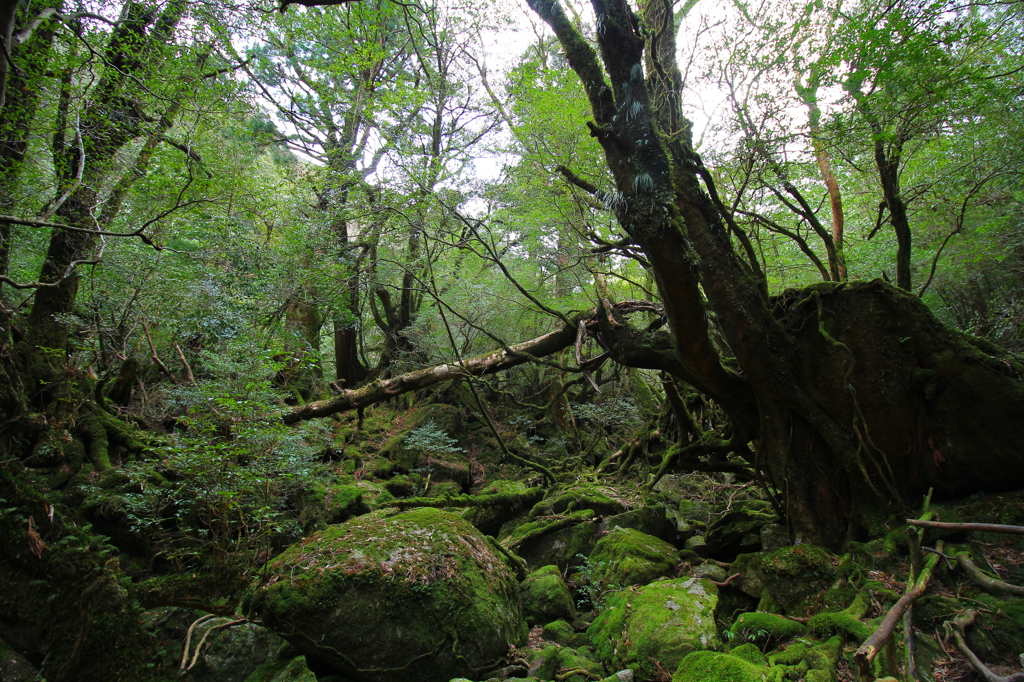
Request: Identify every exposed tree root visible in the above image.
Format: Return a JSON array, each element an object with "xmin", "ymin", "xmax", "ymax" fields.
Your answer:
[
  {"xmin": 943, "ymin": 610, "xmax": 1024, "ymax": 682},
  {"xmin": 955, "ymin": 551, "xmax": 1024, "ymax": 597}
]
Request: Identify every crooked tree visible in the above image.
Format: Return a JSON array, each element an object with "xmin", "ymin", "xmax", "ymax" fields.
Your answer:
[{"xmin": 517, "ymin": 0, "xmax": 1024, "ymax": 548}]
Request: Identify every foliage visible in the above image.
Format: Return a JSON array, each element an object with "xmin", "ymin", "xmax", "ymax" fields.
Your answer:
[{"xmin": 405, "ymin": 420, "xmax": 465, "ymax": 455}]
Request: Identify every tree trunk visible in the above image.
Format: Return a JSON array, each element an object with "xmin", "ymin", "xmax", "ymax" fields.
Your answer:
[
  {"xmin": 23, "ymin": 0, "xmax": 184, "ymax": 356},
  {"xmin": 0, "ymin": 0, "xmax": 60, "ymax": 301},
  {"xmin": 527, "ymin": 0, "xmax": 1024, "ymax": 549}
]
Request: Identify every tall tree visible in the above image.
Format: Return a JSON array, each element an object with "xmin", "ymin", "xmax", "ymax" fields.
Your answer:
[{"xmin": 522, "ymin": 0, "xmax": 1024, "ymax": 548}]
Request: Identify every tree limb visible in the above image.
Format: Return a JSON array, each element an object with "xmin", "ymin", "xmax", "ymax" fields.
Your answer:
[
  {"xmin": 907, "ymin": 519, "xmax": 1024, "ymax": 536},
  {"xmin": 943, "ymin": 610, "xmax": 1024, "ymax": 682},
  {"xmin": 284, "ymin": 320, "xmax": 581, "ymax": 424},
  {"xmin": 855, "ymin": 540, "xmax": 943, "ymax": 677}
]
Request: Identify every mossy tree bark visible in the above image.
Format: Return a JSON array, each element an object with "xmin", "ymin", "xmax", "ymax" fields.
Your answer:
[
  {"xmin": 23, "ymin": 0, "xmax": 185, "ymax": 357},
  {"xmin": 525, "ymin": 0, "xmax": 1024, "ymax": 549}
]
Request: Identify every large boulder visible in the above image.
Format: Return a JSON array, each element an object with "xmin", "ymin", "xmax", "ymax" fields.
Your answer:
[
  {"xmin": 245, "ymin": 507, "xmax": 526, "ymax": 682},
  {"xmin": 520, "ymin": 565, "xmax": 578, "ymax": 626},
  {"xmin": 703, "ymin": 500, "xmax": 776, "ymax": 559},
  {"xmin": 587, "ymin": 527, "xmax": 679, "ymax": 588},
  {"xmin": 588, "ymin": 578, "xmax": 721, "ymax": 680},
  {"xmin": 732, "ymin": 545, "xmax": 838, "ymax": 614}
]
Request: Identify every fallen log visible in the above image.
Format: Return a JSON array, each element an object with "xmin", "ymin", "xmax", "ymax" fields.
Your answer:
[
  {"xmin": 283, "ymin": 320, "xmax": 580, "ymax": 424},
  {"xmin": 907, "ymin": 520, "xmax": 1024, "ymax": 536},
  {"xmin": 854, "ymin": 540, "xmax": 944, "ymax": 680}
]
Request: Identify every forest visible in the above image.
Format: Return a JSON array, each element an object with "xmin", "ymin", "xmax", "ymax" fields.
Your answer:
[{"xmin": 2, "ymin": 0, "xmax": 1024, "ymax": 680}]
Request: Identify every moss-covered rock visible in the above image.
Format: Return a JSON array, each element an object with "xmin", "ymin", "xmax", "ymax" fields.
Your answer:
[
  {"xmin": 598, "ymin": 507, "xmax": 672, "ymax": 543},
  {"xmin": 964, "ymin": 593, "xmax": 1024, "ymax": 665},
  {"xmin": 683, "ymin": 535, "xmax": 708, "ymax": 558},
  {"xmin": 540, "ymin": 619, "xmax": 578, "ymax": 647},
  {"xmin": 757, "ymin": 545, "xmax": 838, "ymax": 614},
  {"xmin": 674, "ymin": 637, "xmax": 840, "ymax": 682},
  {"xmin": 703, "ymin": 501, "xmax": 776, "ymax": 559},
  {"xmin": 0, "ymin": 637, "xmax": 36, "ymax": 682},
  {"xmin": 245, "ymin": 507, "xmax": 526, "ymax": 682},
  {"xmin": 187, "ymin": 621, "xmax": 286, "ymax": 682},
  {"xmin": 521, "ymin": 565, "xmax": 578, "ymax": 626},
  {"xmin": 320, "ymin": 483, "xmax": 367, "ymax": 524},
  {"xmin": 511, "ymin": 512, "xmax": 602, "ymax": 571},
  {"xmin": 725, "ymin": 643, "xmax": 767, "ymax": 666},
  {"xmin": 806, "ymin": 590, "xmax": 872, "ymax": 642},
  {"xmin": 426, "ymin": 481, "xmax": 463, "ymax": 498},
  {"xmin": 728, "ymin": 612, "xmax": 806, "ymax": 641},
  {"xmin": 672, "ymin": 651, "xmax": 782, "ymax": 682},
  {"xmin": 462, "ymin": 481, "xmax": 544, "ymax": 537},
  {"xmin": 806, "ymin": 611, "xmax": 872, "ymax": 642},
  {"xmin": 587, "ymin": 527, "xmax": 678, "ymax": 588},
  {"xmin": 527, "ymin": 645, "xmax": 604, "ymax": 682},
  {"xmin": 588, "ymin": 578, "xmax": 721, "ymax": 680},
  {"xmin": 530, "ymin": 485, "xmax": 629, "ymax": 518},
  {"xmin": 767, "ymin": 636, "xmax": 841, "ymax": 678},
  {"xmin": 384, "ymin": 474, "xmax": 419, "ymax": 497}
]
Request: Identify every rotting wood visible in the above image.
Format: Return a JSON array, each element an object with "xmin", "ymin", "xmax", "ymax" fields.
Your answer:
[{"xmin": 854, "ymin": 540, "xmax": 943, "ymax": 680}]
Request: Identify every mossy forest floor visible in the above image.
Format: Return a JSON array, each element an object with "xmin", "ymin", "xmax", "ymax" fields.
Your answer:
[{"xmin": 3, "ymin": 390, "xmax": 1024, "ymax": 682}]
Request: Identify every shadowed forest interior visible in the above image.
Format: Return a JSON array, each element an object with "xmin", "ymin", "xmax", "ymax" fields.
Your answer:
[{"xmin": 2, "ymin": 0, "xmax": 1024, "ymax": 680}]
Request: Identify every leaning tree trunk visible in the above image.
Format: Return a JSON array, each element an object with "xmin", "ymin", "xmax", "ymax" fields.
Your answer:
[
  {"xmin": 24, "ymin": 0, "xmax": 184, "ymax": 358},
  {"xmin": 526, "ymin": 0, "xmax": 1024, "ymax": 549}
]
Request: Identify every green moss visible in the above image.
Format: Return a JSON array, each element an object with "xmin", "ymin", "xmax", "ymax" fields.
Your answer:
[
  {"xmin": 588, "ymin": 578, "xmax": 721, "ymax": 680},
  {"xmin": 244, "ymin": 656, "xmax": 317, "ymax": 682},
  {"xmin": 529, "ymin": 645, "xmax": 604, "ymax": 682},
  {"xmin": 966, "ymin": 593, "xmax": 1024, "ymax": 664},
  {"xmin": 588, "ymin": 527, "xmax": 678, "ymax": 587},
  {"xmin": 758, "ymin": 545, "xmax": 837, "ymax": 614},
  {"xmin": 530, "ymin": 485, "xmax": 629, "ymax": 518},
  {"xmin": 503, "ymin": 509, "xmax": 596, "ymax": 549},
  {"xmin": 727, "ymin": 643, "xmax": 768, "ymax": 666},
  {"xmin": 521, "ymin": 565, "xmax": 577, "ymax": 626},
  {"xmin": 0, "ymin": 468, "xmax": 171, "ymax": 682},
  {"xmin": 768, "ymin": 636, "xmax": 841, "ymax": 671},
  {"xmin": 540, "ymin": 619, "xmax": 577, "ymax": 646},
  {"xmin": 729, "ymin": 612, "xmax": 807, "ymax": 640},
  {"xmin": 704, "ymin": 501, "xmax": 776, "ymax": 555},
  {"xmin": 806, "ymin": 612, "xmax": 872, "ymax": 641},
  {"xmin": 426, "ymin": 481, "xmax": 462, "ymax": 498},
  {"xmin": 673, "ymin": 651, "xmax": 784, "ymax": 682},
  {"xmin": 322, "ymin": 484, "xmax": 365, "ymax": 524},
  {"xmin": 246, "ymin": 507, "xmax": 526, "ymax": 682}
]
